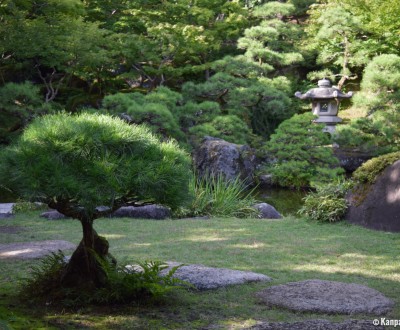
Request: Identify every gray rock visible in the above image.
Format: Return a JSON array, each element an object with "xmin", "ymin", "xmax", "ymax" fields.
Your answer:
[
  {"xmin": 257, "ymin": 174, "xmax": 273, "ymax": 187},
  {"xmin": 0, "ymin": 240, "xmax": 76, "ymax": 259},
  {"xmin": 95, "ymin": 205, "xmax": 110, "ymax": 213},
  {"xmin": 193, "ymin": 136, "xmax": 258, "ymax": 184},
  {"xmin": 161, "ymin": 262, "xmax": 271, "ymax": 290},
  {"xmin": 346, "ymin": 159, "xmax": 400, "ymax": 232},
  {"xmin": 0, "ymin": 213, "xmax": 13, "ymax": 219},
  {"xmin": 256, "ymin": 280, "xmax": 393, "ymax": 315},
  {"xmin": 112, "ymin": 205, "xmax": 171, "ymax": 219},
  {"xmin": 253, "ymin": 203, "xmax": 282, "ymax": 219},
  {"xmin": 247, "ymin": 319, "xmax": 384, "ymax": 330},
  {"xmin": 40, "ymin": 210, "xmax": 67, "ymax": 220},
  {"xmin": 333, "ymin": 148, "xmax": 373, "ymax": 173},
  {"xmin": 0, "ymin": 203, "xmax": 14, "ymax": 215}
]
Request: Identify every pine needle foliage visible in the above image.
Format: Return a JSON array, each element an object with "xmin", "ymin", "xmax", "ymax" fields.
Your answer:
[
  {"xmin": 0, "ymin": 112, "xmax": 193, "ymax": 213},
  {"xmin": 263, "ymin": 113, "xmax": 344, "ymax": 189}
]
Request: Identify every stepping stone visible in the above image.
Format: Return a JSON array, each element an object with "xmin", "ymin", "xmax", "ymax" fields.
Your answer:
[
  {"xmin": 0, "ymin": 203, "xmax": 14, "ymax": 215},
  {"xmin": 40, "ymin": 210, "xmax": 68, "ymax": 220},
  {"xmin": 161, "ymin": 262, "xmax": 271, "ymax": 290},
  {"xmin": 247, "ymin": 319, "xmax": 384, "ymax": 330},
  {"xmin": 0, "ymin": 240, "xmax": 76, "ymax": 259},
  {"xmin": 256, "ymin": 280, "xmax": 393, "ymax": 315},
  {"xmin": 112, "ymin": 205, "xmax": 171, "ymax": 220}
]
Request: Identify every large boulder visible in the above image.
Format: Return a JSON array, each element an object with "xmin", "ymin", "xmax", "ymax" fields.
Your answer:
[
  {"xmin": 112, "ymin": 205, "xmax": 171, "ymax": 220},
  {"xmin": 253, "ymin": 203, "xmax": 282, "ymax": 219},
  {"xmin": 40, "ymin": 210, "xmax": 68, "ymax": 220},
  {"xmin": 193, "ymin": 136, "xmax": 258, "ymax": 184},
  {"xmin": 333, "ymin": 147, "xmax": 373, "ymax": 173},
  {"xmin": 346, "ymin": 159, "xmax": 400, "ymax": 232}
]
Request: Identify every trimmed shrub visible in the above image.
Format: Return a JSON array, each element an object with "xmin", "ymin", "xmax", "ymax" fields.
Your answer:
[{"xmin": 263, "ymin": 113, "xmax": 344, "ymax": 189}]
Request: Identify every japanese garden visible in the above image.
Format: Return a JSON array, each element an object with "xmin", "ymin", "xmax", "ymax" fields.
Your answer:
[{"xmin": 0, "ymin": 0, "xmax": 399, "ymax": 329}]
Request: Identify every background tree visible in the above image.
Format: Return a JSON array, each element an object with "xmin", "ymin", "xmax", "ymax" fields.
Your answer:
[
  {"xmin": 334, "ymin": 54, "xmax": 400, "ymax": 155},
  {"xmin": 0, "ymin": 113, "xmax": 192, "ymax": 289},
  {"xmin": 0, "ymin": 82, "xmax": 56, "ymax": 144}
]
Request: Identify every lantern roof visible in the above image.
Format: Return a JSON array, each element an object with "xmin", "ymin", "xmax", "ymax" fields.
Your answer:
[{"xmin": 295, "ymin": 79, "xmax": 353, "ymax": 100}]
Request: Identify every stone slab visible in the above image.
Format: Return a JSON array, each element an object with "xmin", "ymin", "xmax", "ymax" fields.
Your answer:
[
  {"xmin": 161, "ymin": 262, "xmax": 271, "ymax": 290},
  {"xmin": 256, "ymin": 280, "xmax": 393, "ymax": 315},
  {"xmin": 40, "ymin": 210, "xmax": 68, "ymax": 220},
  {"xmin": 112, "ymin": 205, "xmax": 171, "ymax": 219},
  {"xmin": 0, "ymin": 240, "xmax": 76, "ymax": 259},
  {"xmin": 247, "ymin": 319, "xmax": 384, "ymax": 330},
  {"xmin": 0, "ymin": 203, "xmax": 14, "ymax": 214}
]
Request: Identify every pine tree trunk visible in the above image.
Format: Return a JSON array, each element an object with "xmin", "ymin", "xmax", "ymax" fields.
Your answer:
[{"xmin": 61, "ymin": 218, "xmax": 116, "ymax": 288}]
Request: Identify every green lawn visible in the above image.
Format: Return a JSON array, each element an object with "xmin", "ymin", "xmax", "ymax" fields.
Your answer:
[{"xmin": 0, "ymin": 212, "xmax": 399, "ymax": 329}]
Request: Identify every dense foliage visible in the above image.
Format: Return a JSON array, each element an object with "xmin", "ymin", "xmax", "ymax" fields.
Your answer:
[
  {"xmin": 0, "ymin": 113, "xmax": 192, "ymax": 212},
  {"xmin": 1, "ymin": 0, "xmax": 399, "ymax": 153},
  {"xmin": 334, "ymin": 54, "xmax": 400, "ymax": 155},
  {"xmin": 263, "ymin": 113, "xmax": 344, "ymax": 188}
]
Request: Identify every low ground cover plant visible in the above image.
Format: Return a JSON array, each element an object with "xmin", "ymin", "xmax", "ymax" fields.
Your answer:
[
  {"xmin": 298, "ymin": 180, "xmax": 351, "ymax": 222},
  {"xmin": 20, "ymin": 251, "xmax": 190, "ymax": 306}
]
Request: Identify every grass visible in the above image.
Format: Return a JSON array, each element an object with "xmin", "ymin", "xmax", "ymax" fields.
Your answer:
[{"xmin": 0, "ymin": 211, "xmax": 400, "ymax": 329}]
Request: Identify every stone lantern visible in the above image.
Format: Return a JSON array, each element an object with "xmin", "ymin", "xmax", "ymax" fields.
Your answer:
[{"xmin": 295, "ymin": 79, "xmax": 353, "ymax": 134}]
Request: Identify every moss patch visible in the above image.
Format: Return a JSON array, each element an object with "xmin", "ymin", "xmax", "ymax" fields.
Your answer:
[
  {"xmin": 353, "ymin": 151, "xmax": 400, "ymax": 184},
  {"xmin": 350, "ymin": 152, "xmax": 400, "ymax": 206}
]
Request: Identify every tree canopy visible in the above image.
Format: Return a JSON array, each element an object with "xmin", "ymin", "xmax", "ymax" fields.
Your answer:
[
  {"xmin": 0, "ymin": 112, "xmax": 192, "ymax": 287},
  {"xmin": 1, "ymin": 0, "xmax": 400, "ymax": 183}
]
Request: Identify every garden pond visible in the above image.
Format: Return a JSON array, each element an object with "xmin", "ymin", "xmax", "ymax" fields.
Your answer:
[
  {"xmin": 0, "ymin": 186, "xmax": 307, "ymax": 216},
  {"xmin": 255, "ymin": 187, "xmax": 308, "ymax": 216}
]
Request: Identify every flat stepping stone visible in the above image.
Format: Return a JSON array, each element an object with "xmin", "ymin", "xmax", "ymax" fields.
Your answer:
[
  {"xmin": 256, "ymin": 280, "xmax": 393, "ymax": 315},
  {"xmin": 161, "ymin": 262, "xmax": 271, "ymax": 290},
  {"xmin": 247, "ymin": 319, "xmax": 384, "ymax": 330},
  {"xmin": 40, "ymin": 210, "xmax": 68, "ymax": 220},
  {"xmin": 0, "ymin": 203, "xmax": 14, "ymax": 215},
  {"xmin": 0, "ymin": 240, "xmax": 76, "ymax": 259}
]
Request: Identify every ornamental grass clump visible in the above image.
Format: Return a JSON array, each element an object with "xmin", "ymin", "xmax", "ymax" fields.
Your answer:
[
  {"xmin": 186, "ymin": 175, "xmax": 258, "ymax": 218},
  {"xmin": 298, "ymin": 180, "xmax": 352, "ymax": 222}
]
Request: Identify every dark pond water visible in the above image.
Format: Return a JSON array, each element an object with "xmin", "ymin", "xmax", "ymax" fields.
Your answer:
[{"xmin": 255, "ymin": 187, "xmax": 308, "ymax": 216}]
